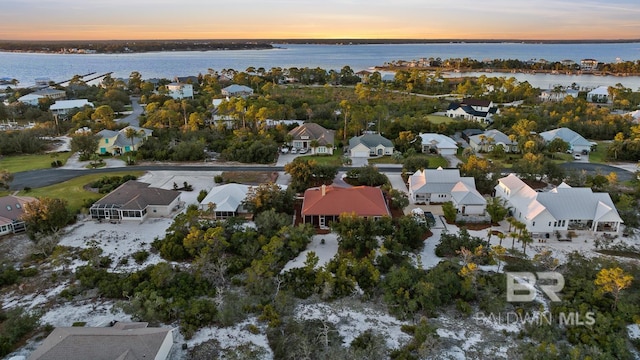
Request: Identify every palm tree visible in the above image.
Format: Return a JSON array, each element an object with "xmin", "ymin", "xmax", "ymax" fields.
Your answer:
[
  {"xmin": 509, "ymin": 232, "xmax": 518, "ymax": 250},
  {"xmin": 310, "ymin": 139, "xmax": 319, "ymax": 155},
  {"xmin": 124, "ymin": 127, "xmax": 140, "ymax": 152},
  {"xmin": 497, "ymin": 232, "xmax": 506, "ymax": 247},
  {"xmin": 520, "ymin": 230, "xmax": 533, "ymax": 255}
]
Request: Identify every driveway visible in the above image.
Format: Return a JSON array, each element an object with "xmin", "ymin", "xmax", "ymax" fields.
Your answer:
[{"xmin": 116, "ymin": 97, "xmax": 144, "ymax": 127}]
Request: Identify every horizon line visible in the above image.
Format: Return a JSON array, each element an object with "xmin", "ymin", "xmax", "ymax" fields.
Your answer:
[{"xmin": 2, "ymin": 38, "xmax": 640, "ymax": 43}]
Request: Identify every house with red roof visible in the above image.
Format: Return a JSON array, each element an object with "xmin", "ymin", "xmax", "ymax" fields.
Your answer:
[{"xmin": 301, "ymin": 185, "xmax": 391, "ymax": 228}]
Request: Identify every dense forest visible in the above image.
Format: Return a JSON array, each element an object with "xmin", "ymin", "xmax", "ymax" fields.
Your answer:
[{"xmin": 0, "ymin": 40, "xmax": 272, "ymax": 53}]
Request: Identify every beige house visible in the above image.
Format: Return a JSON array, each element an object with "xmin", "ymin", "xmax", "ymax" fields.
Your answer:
[{"xmin": 288, "ymin": 123, "xmax": 335, "ymax": 155}]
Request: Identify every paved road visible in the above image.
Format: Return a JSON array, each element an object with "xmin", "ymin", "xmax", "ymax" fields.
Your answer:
[
  {"xmin": 9, "ymin": 164, "xmax": 414, "ymax": 190},
  {"xmin": 116, "ymin": 97, "xmax": 143, "ymax": 127},
  {"xmin": 9, "ymin": 161, "xmax": 636, "ymax": 190}
]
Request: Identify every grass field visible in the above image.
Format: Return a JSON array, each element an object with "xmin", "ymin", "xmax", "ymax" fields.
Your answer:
[
  {"xmin": 368, "ymin": 154, "xmax": 449, "ymax": 168},
  {"xmin": 0, "ymin": 152, "xmax": 73, "ymax": 173},
  {"xmin": 298, "ymin": 152, "xmax": 343, "ymax": 166},
  {"xmin": 426, "ymin": 115, "xmax": 455, "ymax": 124},
  {"xmin": 17, "ymin": 171, "xmax": 144, "ymax": 213},
  {"xmin": 588, "ymin": 141, "xmax": 609, "ymax": 164}
]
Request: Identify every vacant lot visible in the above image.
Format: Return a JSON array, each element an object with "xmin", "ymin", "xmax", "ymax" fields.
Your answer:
[{"xmin": 0, "ymin": 152, "xmax": 73, "ymax": 173}]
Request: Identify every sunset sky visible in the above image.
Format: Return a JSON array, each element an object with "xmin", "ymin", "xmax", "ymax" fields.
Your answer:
[{"xmin": 3, "ymin": 0, "xmax": 640, "ymax": 41}]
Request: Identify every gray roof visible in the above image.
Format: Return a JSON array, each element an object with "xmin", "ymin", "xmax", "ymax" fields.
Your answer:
[
  {"xmin": 409, "ymin": 168, "xmax": 476, "ymax": 194},
  {"xmin": 199, "ymin": 183, "xmax": 249, "ymax": 212},
  {"xmin": 539, "ymin": 127, "xmax": 591, "ymax": 147},
  {"xmin": 537, "ymin": 185, "xmax": 622, "ymax": 222},
  {"xmin": 28, "ymin": 322, "xmax": 173, "ymax": 360},
  {"xmin": 469, "ymin": 129, "xmax": 515, "ymax": 146},
  {"xmin": 222, "ymin": 84, "xmax": 253, "ymax": 94},
  {"xmin": 288, "ymin": 123, "xmax": 335, "ymax": 146},
  {"xmin": 98, "ymin": 126, "xmax": 152, "ymax": 148},
  {"xmin": 92, "ymin": 181, "xmax": 180, "ymax": 211},
  {"xmin": 348, "ymin": 133, "xmax": 393, "ymax": 150}
]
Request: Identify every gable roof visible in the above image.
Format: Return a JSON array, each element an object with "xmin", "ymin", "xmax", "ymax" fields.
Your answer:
[
  {"xmin": 288, "ymin": 123, "xmax": 335, "ymax": 146},
  {"xmin": 462, "ymin": 98, "xmax": 492, "ymax": 107},
  {"xmin": 28, "ymin": 322, "xmax": 173, "ymax": 360},
  {"xmin": 199, "ymin": 183, "xmax": 249, "ymax": 212},
  {"xmin": 409, "ymin": 168, "xmax": 475, "ymax": 194},
  {"xmin": 348, "ymin": 133, "xmax": 393, "ymax": 150},
  {"xmin": 539, "ymin": 127, "xmax": 591, "ymax": 147},
  {"xmin": 93, "ymin": 181, "xmax": 180, "ymax": 211},
  {"xmin": 587, "ymin": 86, "xmax": 609, "ymax": 95},
  {"xmin": 451, "ymin": 181, "xmax": 486, "ymax": 206},
  {"xmin": 302, "ymin": 185, "xmax": 390, "ymax": 217},
  {"xmin": 98, "ymin": 126, "xmax": 152, "ymax": 148}
]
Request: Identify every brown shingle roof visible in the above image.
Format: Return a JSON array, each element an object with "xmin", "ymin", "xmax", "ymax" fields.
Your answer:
[
  {"xmin": 0, "ymin": 195, "xmax": 36, "ymax": 224},
  {"xmin": 302, "ymin": 185, "xmax": 390, "ymax": 217},
  {"xmin": 288, "ymin": 123, "xmax": 335, "ymax": 146},
  {"xmin": 93, "ymin": 181, "xmax": 180, "ymax": 210}
]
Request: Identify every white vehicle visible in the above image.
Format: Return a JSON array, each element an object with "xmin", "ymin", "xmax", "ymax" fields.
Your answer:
[
  {"xmin": 281, "ymin": 147, "xmax": 289, "ymax": 154},
  {"xmin": 573, "ymin": 154, "xmax": 581, "ymax": 160},
  {"xmin": 298, "ymin": 148, "xmax": 309, "ymax": 154},
  {"xmin": 290, "ymin": 148, "xmax": 297, "ymax": 154}
]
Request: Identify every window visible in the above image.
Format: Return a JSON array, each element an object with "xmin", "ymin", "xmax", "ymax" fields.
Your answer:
[
  {"xmin": 6, "ymin": 205, "xmax": 11, "ymax": 211},
  {"xmin": 549, "ymin": 222, "xmax": 552, "ymax": 226},
  {"xmin": 105, "ymin": 138, "xmax": 109, "ymax": 144},
  {"xmin": 532, "ymin": 221, "xmax": 535, "ymax": 226},
  {"xmin": 15, "ymin": 204, "xmax": 20, "ymax": 209}
]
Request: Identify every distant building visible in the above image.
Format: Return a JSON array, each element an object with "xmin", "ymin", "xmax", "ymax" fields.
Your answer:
[
  {"xmin": 586, "ymin": 86, "xmax": 610, "ymax": 103},
  {"xmin": 468, "ymin": 129, "xmax": 518, "ymax": 153},
  {"xmin": 166, "ymin": 82, "xmax": 193, "ymax": 99},
  {"xmin": 18, "ymin": 88, "xmax": 66, "ymax": 106},
  {"xmin": 49, "ymin": 99, "xmax": 93, "ymax": 118},
  {"xmin": 97, "ymin": 126, "xmax": 153, "ymax": 155},
  {"xmin": 446, "ymin": 98, "xmax": 499, "ymax": 124},
  {"xmin": 221, "ymin": 84, "xmax": 254, "ymax": 98},
  {"xmin": 580, "ymin": 59, "xmax": 599, "ymax": 71},
  {"xmin": 539, "ymin": 127, "xmax": 592, "ymax": 154}
]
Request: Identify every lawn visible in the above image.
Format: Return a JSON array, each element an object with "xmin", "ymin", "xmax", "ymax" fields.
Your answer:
[
  {"xmin": 298, "ymin": 152, "xmax": 343, "ymax": 166},
  {"xmin": 0, "ymin": 152, "xmax": 73, "ymax": 173},
  {"xmin": 220, "ymin": 171, "xmax": 278, "ymax": 184},
  {"xmin": 17, "ymin": 171, "xmax": 144, "ymax": 213},
  {"xmin": 588, "ymin": 141, "xmax": 609, "ymax": 164},
  {"xmin": 426, "ymin": 115, "xmax": 455, "ymax": 124},
  {"xmin": 368, "ymin": 154, "xmax": 449, "ymax": 168}
]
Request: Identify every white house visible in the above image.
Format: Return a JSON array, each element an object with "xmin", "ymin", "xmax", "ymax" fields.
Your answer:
[
  {"xmin": 198, "ymin": 183, "xmax": 250, "ymax": 219},
  {"xmin": 446, "ymin": 99, "xmax": 499, "ymax": 124},
  {"xmin": 49, "ymin": 99, "xmax": 93, "ymax": 117},
  {"xmin": 539, "ymin": 87, "xmax": 579, "ymax": 102},
  {"xmin": 222, "ymin": 84, "xmax": 254, "ymax": 98},
  {"xmin": 408, "ymin": 168, "xmax": 486, "ymax": 215},
  {"xmin": 495, "ymin": 174, "xmax": 623, "ymax": 235},
  {"xmin": 0, "ymin": 195, "xmax": 36, "ymax": 235},
  {"xmin": 19, "ymin": 88, "xmax": 66, "ymax": 105},
  {"xmin": 586, "ymin": 86, "xmax": 609, "ymax": 103},
  {"xmin": 418, "ymin": 133, "xmax": 458, "ymax": 155},
  {"xmin": 539, "ymin": 127, "xmax": 592, "ymax": 154},
  {"xmin": 348, "ymin": 133, "xmax": 394, "ymax": 158},
  {"xmin": 468, "ymin": 129, "xmax": 518, "ymax": 153},
  {"xmin": 166, "ymin": 82, "xmax": 194, "ymax": 99}
]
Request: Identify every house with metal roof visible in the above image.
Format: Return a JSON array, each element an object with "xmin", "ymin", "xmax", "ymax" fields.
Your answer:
[
  {"xmin": 408, "ymin": 168, "xmax": 486, "ymax": 215},
  {"xmin": 495, "ymin": 173, "xmax": 623, "ymax": 235},
  {"xmin": 89, "ymin": 181, "xmax": 181, "ymax": 222},
  {"xmin": 97, "ymin": 126, "xmax": 152, "ymax": 155},
  {"xmin": 301, "ymin": 185, "xmax": 390, "ymax": 228},
  {"xmin": 18, "ymin": 88, "xmax": 66, "ymax": 106},
  {"xmin": 28, "ymin": 322, "xmax": 174, "ymax": 360},
  {"xmin": 221, "ymin": 84, "xmax": 254, "ymax": 98},
  {"xmin": 0, "ymin": 195, "xmax": 36, "ymax": 235},
  {"xmin": 468, "ymin": 129, "xmax": 518, "ymax": 153},
  {"xmin": 539, "ymin": 127, "xmax": 592, "ymax": 154},
  {"xmin": 49, "ymin": 99, "xmax": 93, "ymax": 118},
  {"xmin": 418, "ymin": 133, "xmax": 458, "ymax": 155},
  {"xmin": 288, "ymin": 123, "xmax": 335, "ymax": 155},
  {"xmin": 586, "ymin": 86, "xmax": 610, "ymax": 103},
  {"xmin": 198, "ymin": 183, "xmax": 251, "ymax": 220},
  {"xmin": 446, "ymin": 98, "xmax": 499, "ymax": 124},
  {"xmin": 348, "ymin": 133, "xmax": 394, "ymax": 158}
]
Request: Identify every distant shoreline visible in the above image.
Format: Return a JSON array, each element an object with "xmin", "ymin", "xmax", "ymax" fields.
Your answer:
[
  {"xmin": 1, "ymin": 38, "xmax": 640, "ymax": 54},
  {"xmin": 375, "ymin": 66, "xmax": 640, "ymax": 78}
]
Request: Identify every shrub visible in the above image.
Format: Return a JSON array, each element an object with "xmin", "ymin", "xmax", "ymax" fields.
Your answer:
[
  {"xmin": 132, "ymin": 250, "xmax": 150, "ymax": 264},
  {"xmin": 197, "ymin": 189, "xmax": 208, "ymax": 202},
  {"xmin": 214, "ymin": 175, "xmax": 224, "ymax": 184}
]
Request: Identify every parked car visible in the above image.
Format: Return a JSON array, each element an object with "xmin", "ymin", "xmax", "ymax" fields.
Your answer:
[
  {"xmin": 424, "ymin": 211, "xmax": 436, "ymax": 227},
  {"xmin": 298, "ymin": 148, "xmax": 309, "ymax": 154},
  {"xmin": 290, "ymin": 148, "xmax": 297, "ymax": 154},
  {"xmin": 281, "ymin": 147, "xmax": 289, "ymax": 154},
  {"xmin": 573, "ymin": 154, "xmax": 581, "ymax": 160}
]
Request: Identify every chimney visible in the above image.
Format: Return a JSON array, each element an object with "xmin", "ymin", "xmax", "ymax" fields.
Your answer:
[{"xmin": 321, "ymin": 184, "xmax": 326, "ymax": 196}]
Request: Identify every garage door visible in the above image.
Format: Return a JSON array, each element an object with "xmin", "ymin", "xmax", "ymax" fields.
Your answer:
[{"xmin": 350, "ymin": 149, "xmax": 370, "ymax": 158}]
